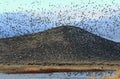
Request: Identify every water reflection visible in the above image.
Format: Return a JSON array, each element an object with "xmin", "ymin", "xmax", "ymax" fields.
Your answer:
[{"xmin": 0, "ymin": 71, "xmax": 115, "ymax": 79}]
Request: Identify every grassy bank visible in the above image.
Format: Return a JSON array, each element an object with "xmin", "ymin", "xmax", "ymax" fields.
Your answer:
[{"xmin": 0, "ymin": 61, "xmax": 120, "ymax": 73}]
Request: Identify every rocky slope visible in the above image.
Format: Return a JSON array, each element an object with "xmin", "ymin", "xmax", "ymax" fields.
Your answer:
[{"xmin": 0, "ymin": 26, "xmax": 120, "ymax": 65}]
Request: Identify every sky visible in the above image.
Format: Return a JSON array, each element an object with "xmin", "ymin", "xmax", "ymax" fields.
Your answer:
[
  {"xmin": 0, "ymin": 0, "xmax": 120, "ymax": 42},
  {"xmin": 0, "ymin": 0, "xmax": 120, "ymax": 13}
]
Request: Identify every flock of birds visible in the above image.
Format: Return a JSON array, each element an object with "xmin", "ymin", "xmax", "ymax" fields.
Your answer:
[{"xmin": 0, "ymin": 0, "xmax": 120, "ymax": 42}]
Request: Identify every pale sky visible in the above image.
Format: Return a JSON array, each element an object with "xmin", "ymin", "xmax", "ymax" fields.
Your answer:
[{"xmin": 0, "ymin": 0, "xmax": 120, "ymax": 13}]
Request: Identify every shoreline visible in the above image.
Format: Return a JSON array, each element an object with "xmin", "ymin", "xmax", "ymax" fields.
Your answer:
[
  {"xmin": 0, "ymin": 61, "xmax": 120, "ymax": 74},
  {"xmin": 0, "ymin": 64, "xmax": 120, "ymax": 79},
  {"xmin": 0, "ymin": 65, "xmax": 119, "ymax": 74}
]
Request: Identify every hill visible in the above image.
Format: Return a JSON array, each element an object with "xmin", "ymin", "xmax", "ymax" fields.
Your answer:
[{"xmin": 0, "ymin": 26, "xmax": 120, "ymax": 65}]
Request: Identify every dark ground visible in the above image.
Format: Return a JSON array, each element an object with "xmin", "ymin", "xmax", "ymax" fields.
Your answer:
[{"xmin": 0, "ymin": 26, "xmax": 120, "ymax": 65}]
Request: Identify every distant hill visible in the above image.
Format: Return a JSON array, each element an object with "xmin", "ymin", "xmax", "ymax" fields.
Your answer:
[
  {"xmin": 0, "ymin": 12, "xmax": 120, "ymax": 42},
  {"xmin": 0, "ymin": 26, "xmax": 120, "ymax": 65}
]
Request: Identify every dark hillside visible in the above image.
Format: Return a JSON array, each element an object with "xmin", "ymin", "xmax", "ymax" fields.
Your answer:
[{"xmin": 0, "ymin": 26, "xmax": 120, "ymax": 65}]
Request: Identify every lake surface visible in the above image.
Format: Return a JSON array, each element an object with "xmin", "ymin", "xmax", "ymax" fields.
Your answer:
[{"xmin": 0, "ymin": 71, "xmax": 115, "ymax": 79}]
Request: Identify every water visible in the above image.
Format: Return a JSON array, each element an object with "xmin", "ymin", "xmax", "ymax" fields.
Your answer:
[{"xmin": 0, "ymin": 71, "xmax": 115, "ymax": 79}]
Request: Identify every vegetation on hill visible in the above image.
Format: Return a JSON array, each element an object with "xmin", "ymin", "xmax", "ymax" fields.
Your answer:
[{"xmin": 0, "ymin": 26, "xmax": 120, "ymax": 65}]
